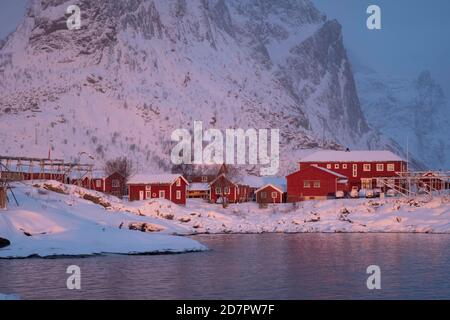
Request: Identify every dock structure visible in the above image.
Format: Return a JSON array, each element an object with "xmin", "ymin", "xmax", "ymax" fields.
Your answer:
[
  {"xmin": 376, "ymin": 171, "xmax": 450, "ymax": 198},
  {"xmin": 0, "ymin": 155, "xmax": 94, "ymax": 186}
]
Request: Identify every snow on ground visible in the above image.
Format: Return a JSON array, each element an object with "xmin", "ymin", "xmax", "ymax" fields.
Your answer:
[
  {"xmin": 134, "ymin": 194, "xmax": 450, "ymax": 234},
  {"xmin": 0, "ymin": 181, "xmax": 206, "ymax": 258},
  {"xmin": 1, "ymin": 181, "xmax": 450, "ymax": 258}
]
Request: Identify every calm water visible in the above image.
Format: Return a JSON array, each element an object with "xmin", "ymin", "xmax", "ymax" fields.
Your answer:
[{"xmin": 1, "ymin": 233, "xmax": 450, "ymax": 299}]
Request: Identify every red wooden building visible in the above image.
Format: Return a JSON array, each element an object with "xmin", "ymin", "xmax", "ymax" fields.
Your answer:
[
  {"xmin": 420, "ymin": 171, "xmax": 450, "ymax": 191},
  {"xmin": 127, "ymin": 174, "xmax": 188, "ymax": 205},
  {"xmin": 255, "ymin": 184, "xmax": 284, "ymax": 204},
  {"xmin": 209, "ymin": 174, "xmax": 250, "ymax": 203},
  {"xmin": 286, "ymin": 150, "xmax": 406, "ymax": 202},
  {"xmin": 72, "ymin": 171, "xmax": 126, "ymax": 197}
]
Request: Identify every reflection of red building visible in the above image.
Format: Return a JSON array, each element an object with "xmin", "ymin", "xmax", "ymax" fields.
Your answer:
[
  {"xmin": 287, "ymin": 150, "xmax": 406, "ymax": 202},
  {"xmin": 127, "ymin": 174, "xmax": 188, "ymax": 205}
]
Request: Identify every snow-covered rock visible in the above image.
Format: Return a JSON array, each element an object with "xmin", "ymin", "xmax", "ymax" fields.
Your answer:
[
  {"xmin": 0, "ymin": 237, "xmax": 11, "ymax": 248},
  {"xmin": 0, "ymin": 181, "xmax": 206, "ymax": 258}
]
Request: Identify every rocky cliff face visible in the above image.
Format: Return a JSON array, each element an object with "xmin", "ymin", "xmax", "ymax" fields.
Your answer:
[
  {"xmin": 0, "ymin": 0, "xmax": 394, "ymax": 175},
  {"xmin": 355, "ymin": 69, "xmax": 450, "ymax": 169}
]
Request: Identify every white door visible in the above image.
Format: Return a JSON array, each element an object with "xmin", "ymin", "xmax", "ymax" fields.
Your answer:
[{"xmin": 139, "ymin": 190, "xmax": 144, "ymax": 201}]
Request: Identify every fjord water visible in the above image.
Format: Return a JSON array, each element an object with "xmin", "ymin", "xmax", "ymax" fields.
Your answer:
[{"xmin": 1, "ymin": 233, "xmax": 450, "ymax": 299}]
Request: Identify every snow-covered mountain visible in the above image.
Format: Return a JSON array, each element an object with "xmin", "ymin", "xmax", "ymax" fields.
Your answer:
[
  {"xmin": 355, "ymin": 68, "xmax": 450, "ymax": 170},
  {"xmin": 0, "ymin": 0, "xmax": 395, "ymax": 175}
]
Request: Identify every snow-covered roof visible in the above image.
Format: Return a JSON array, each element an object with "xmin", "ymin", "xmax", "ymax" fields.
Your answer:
[
  {"xmin": 300, "ymin": 150, "xmax": 404, "ymax": 163},
  {"xmin": 188, "ymin": 183, "xmax": 210, "ymax": 191},
  {"xmin": 127, "ymin": 174, "xmax": 188, "ymax": 185},
  {"xmin": 312, "ymin": 165, "xmax": 348, "ymax": 179},
  {"xmin": 255, "ymin": 184, "xmax": 285, "ymax": 194},
  {"xmin": 209, "ymin": 174, "xmax": 238, "ymax": 187}
]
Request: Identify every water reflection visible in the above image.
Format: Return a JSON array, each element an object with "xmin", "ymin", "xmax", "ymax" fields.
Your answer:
[{"xmin": 0, "ymin": 233, "xmax": 449, "ymax": 299}]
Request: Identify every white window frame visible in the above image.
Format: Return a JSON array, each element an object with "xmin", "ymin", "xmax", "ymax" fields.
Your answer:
[
  {"xmin": 271, "ymin": 191, "xmax": 277, "ymax": 199},
  {"xmin": 201, "ymin": 176, "xmax": 208, "ymax": 182},
  {"xmin": 95, "ymin": 180, "xmax": 102, "ymax": 188},
  {"xmin": 352, "ymin": 164, "xmax": 358, "ymax": 177},
  {"xmin": 176, "ymin": 178, "xmax": 181, "ymax": 187},
  {"xmin": 146, "ymin": 191, "xmax": 151, "ymax": 199},
  {"xmin": 159, "ymin": 190, "xmax": 165, "ymax": 198},
  {"xmin": 313, "ymin": 181, "xmax": 321, "ymax": 188},
  {"xmin": 176, "ymin": 190, "xmax": 181, "ymax": 200},
  {"xmin": 343, "ymin": 164, "xmax": 348, "ymax": 169},
  {"xmin": 326, "ymin": 164, "xmax": 332, "ymax": 169},
  {"xmin": 215, "ymin": 187, "xmax": 222, "ymax": 195},
  {"xmin": 223, "ymin": 187, "xmax": 230, "ymax": 195},
  {"xmin": 334, "ymin": 164, "xmax": 340, "ymax": 169},
  {"xmin": 145, "ymin": 185, "xmax": 151, "ymax": 191},
  {"xmin": 376, "ymin": 164, "xmax": 384, "ymax": 172},
  {"xmin": 387, "ymin": 163, "xmax": 395, "ymax": 172},
  {"xmin": 304, "ymin": 181, "xmax": 311, "ymax": 188},
  {"xmin": 112, "ymin": 179, "xmax": 120, "ymax": 188},
  {"xmin": 363, "ymin": 164, "xmax": 371, "ymax": 172}
]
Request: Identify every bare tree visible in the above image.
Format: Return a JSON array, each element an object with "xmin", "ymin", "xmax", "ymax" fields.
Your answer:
[{"xmin": 104, "ymin": 157, "xmax": 134, "ymax": 181}]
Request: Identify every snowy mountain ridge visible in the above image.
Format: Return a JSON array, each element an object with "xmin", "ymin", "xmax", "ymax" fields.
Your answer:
[
  {"xmin": 355, "ymin": 68, "xmax": 450, "ymax": 170},
  {"xmin": 0, "ymin": 0, "xmax": 398, "ymax": 175}
]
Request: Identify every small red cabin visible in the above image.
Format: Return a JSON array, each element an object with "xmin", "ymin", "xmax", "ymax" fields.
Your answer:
[
  {"xmin": 127, "ymin": 174, "xmax": 188, "ymax": 205},
  {"xmin": 72, "ymin": 171, "xmax": 126, "ymax": 197},
  {"xmin": 209, "ymin": 174, "xmax": 250, "ymax": 203},
  {"xmin": 255, "ymin": 184, "xmax": 284, "ymax": 204}
]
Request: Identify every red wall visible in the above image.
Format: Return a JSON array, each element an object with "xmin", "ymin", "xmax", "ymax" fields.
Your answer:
[
  {"xmin": 104, "ymin": 172, "xmax": 125, "ymax": 197},
  {"xmin": 128, "ymin": 178, "xmax": 187, "ymax": 205},
  {"xmin": 287, "ymin": 166, "xmax": 346, "ymax": 202},
  {"xmin": 299, "ymin": 161, "xmax": 406, "ymax": 189},
  {"xmin": 256, "ymin": 185, "xmax": 283, "ymax": 203},
  {"xmin": 210, "ymin": 175, "xmax": 238, "ymax": 203}
]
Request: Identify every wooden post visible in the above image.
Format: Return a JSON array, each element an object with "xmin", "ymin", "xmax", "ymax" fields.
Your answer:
[{"xmin": 0, "ymin": 186, "xmax": 6, "ymax": 209}]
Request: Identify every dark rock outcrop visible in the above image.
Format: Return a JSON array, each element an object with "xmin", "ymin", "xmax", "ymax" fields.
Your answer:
[{"xmin": 0, "ymin": 237, "xmax": 11, "ymax": 248}]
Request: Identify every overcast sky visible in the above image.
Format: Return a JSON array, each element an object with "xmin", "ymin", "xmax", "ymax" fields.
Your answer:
[{"xmin": 1, "ymin": 0, "xmax": 449, "ymax": 93}]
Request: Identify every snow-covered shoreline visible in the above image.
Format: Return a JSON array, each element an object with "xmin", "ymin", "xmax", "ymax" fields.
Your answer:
[
  {"xmin": 0, "ymin": 182, "xmax": 207, "ymax": 259},
  {"xmin": 1, "ymin": 181, "xmax": 449, "ymax": 258}
]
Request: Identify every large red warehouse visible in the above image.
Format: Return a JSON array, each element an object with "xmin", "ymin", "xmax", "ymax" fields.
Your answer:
[
  {"xmin": 286, "ymin": 150, "xmax": 406, "ymax": 202},
  {"xmin": 127, "ymin": 174, "xmax": 188, "ymax": 205}
]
